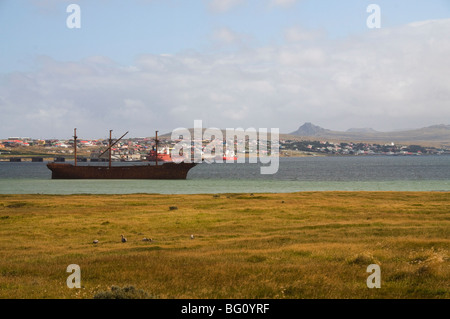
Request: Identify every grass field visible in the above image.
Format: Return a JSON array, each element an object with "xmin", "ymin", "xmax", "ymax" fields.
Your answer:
[{"xmin": 0, "ymin": 192, "xmax": 448, "ymax": 299}]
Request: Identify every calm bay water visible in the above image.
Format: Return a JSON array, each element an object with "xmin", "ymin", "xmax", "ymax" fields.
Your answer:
[{"xmin": 0, "ymin": 156, "xmax": 449, "ymax": 194}]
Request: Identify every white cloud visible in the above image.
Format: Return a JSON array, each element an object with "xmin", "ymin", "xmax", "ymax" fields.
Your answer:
[
  {"xmin": 269, "ymin": 0, "xmax": 300, "ymax": 8},
  {"xmin": 211, "ymin": 27, "xmax": 255, "ymax": 51},
  {"xmin": 279, "ymin": 47, "xmax": 327, "ymax": 66},
  {"xmin": 207, "ymin": 0, "xmax": 301, "ymax": 13},
  {"xmin": 1, "ymin": 19, "xmax": 450, "ymax": 138},
  {"xmin": 207, "ymin": 0, "xmax": 245, "ymax": 13},
  {"xmin": 214, "ymin": 27, "xmax": 240, "ymax": 44},
  {"xmin": 284, "ymin": 26, "xmax": 324, "ymax": 42}
]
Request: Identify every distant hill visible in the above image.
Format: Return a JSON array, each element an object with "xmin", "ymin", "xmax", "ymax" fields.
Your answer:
[
  {"xmin": 290, "ymin": 122, "xmax": 330, "ymax": 136},
  {"xmin": 288, "ymin": 123, "xmax": 450, "ymax": 147},
  {"xmin": 158, "ymin": 123, "xmax": 450, "ymax": 148},
  {"xmin": 346, "ymin": 128, "xmax": 379, "ymax": 133}
]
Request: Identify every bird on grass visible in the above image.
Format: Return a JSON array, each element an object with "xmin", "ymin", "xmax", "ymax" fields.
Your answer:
[
  {"xmin": 142, "ymin": 238, "xmax": 152, "ymax": 242},
  {"xmin": 93, "ymin": 240, "xmax": 99, "ymax": 244},
  {"xmin": 190, "ymin": 234, "xmax": 195, "ymax": 239},
  {"xmin": 121, "ymin": 234, "xmax": 127, "ymax": 243}
]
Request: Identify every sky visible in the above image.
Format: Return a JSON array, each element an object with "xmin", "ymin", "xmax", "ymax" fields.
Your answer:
[{"xmin": 1, "ymin": 0, "xmax": 450, "ymax": 139}]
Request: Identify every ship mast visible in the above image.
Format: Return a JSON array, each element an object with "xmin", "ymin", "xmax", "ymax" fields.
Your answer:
[
  {"xmin": 155, "ymin": 130, "xmax": 159, "ymax": 166},
  {"xmin": 98, "ymin": 130, "xmax": 129, "ymax": 166},
  {"xmin": 109, "ymin": 130, "xmax": 112, "ymax": 169},
  {"xmin": 74, "ymin": 128, "xmax": 78, "ymax": 167}
]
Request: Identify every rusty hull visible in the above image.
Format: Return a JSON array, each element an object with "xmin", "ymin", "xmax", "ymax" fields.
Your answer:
[{"xmin": 47, "ymin": 162, "xmax": 197, "ymax": 179}]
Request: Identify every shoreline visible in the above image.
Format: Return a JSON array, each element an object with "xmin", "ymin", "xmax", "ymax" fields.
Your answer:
[
  {"xmin": 1, "ymin": 189, "xmax": 450, "ymax": 196},
  {"xmin": 3, "ymin": 152, "xmax": 450, "ymax": 161},
  {"xmin": 2, "ymin": 179, "xmax": 450, "ymax": 195}
]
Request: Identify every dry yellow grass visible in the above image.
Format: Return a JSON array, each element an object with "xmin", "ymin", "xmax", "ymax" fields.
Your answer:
[{"xmin": 0, "ymin": 192, "xmax": 448, "ymax": 299}]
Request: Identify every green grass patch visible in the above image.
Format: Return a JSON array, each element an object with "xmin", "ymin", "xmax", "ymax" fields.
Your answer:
[{"xmin": 0, "ymin": 192, "xmax": 448, "ymax": 299}]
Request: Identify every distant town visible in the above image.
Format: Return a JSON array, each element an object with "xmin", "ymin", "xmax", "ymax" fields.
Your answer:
[
  {"xmin": 280, "ymin": 139, "xmax": 450, "ymax": 156},
  {"xmin": 1, "ymin": 134, "xmax": 449, "ymax": 162}
]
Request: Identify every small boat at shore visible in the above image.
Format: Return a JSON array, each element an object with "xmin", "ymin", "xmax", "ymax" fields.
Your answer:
[
  {"xmin": 146, "ymin": 148, "xmax": 173, "ymax": 162},
  {"xmin": 46, "ymin": 129, "xmax": 197, "ymax": 179},
  {"xmin": 222, "ymin": 150, "xmax": 238, "ymax": 161},
  {"xmin": 222, "ymin": 155, "xmax": 238, "ymax": 161}
]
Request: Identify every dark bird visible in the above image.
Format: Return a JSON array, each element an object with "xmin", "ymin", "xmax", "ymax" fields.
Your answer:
[{"xmin": 121, "ymin": 234, "xmax": 127, "ymax": 243}]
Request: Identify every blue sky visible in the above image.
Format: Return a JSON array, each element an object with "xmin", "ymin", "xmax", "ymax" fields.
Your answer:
[
  {"xmin": 1, "ymin": 0, "xmax": 450, "ymax": 138},
  {"xmin": 2, "ymin": 0, "xmax": 449, "ymax": 73}
]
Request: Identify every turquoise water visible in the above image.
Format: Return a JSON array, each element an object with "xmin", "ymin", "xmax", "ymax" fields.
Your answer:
[
  {"xmin": 1, "ymin": 178, "xmax": 449, "ymax": 194},
  {"xmin": 0, "ymin": 156, "xmax": 449, "ymax": 194}
]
